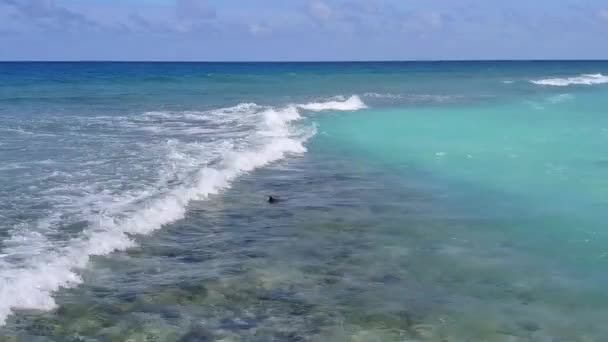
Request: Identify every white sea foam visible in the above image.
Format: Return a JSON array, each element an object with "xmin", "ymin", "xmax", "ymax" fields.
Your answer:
[
  {"xmin": 531, "ymin": 74, "xmax": 608, "ymax": 87},
  {"xmin": 0, "ymin": 96, "xmax": 365, "ymax": 325},
  {"xmin": 298, "ymin": 95, "xmax": 367, "ymax": 112}
]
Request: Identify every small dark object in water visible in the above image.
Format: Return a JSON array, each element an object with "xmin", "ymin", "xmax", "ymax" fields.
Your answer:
[{"xmin": 267, "ymin": 195, "xmax": 279, "ymax": 204}]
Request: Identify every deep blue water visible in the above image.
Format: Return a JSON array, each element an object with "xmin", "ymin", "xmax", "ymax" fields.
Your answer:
[{"xmin": 1, "ymin": 61, "xmax": 608, "ymax": 341}]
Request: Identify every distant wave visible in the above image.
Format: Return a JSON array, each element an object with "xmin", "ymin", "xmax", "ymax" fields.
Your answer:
[
  {"xmin": 363, "ymin": 92, "xmax": 463, "ymax": 102},
  {"xmin": 0, "ymin": 127, "xmax": 57, "ymax": 137},
  {"xmin": 0, "ymin": 163, "xmax": 26, "ymax": 171},
  {"xmin": 531, "ymin": 74, "xmax": 608, "ymax": 87},
  {"xmin": 547, "ymin": 94, "xmax": 574, "ymax": 104},
  {"xmin": 0, "ymin": 127, "xmax": 35, "ymax": 135},
  {"xmin": 363, "ymin": 92, "xmax": 405, "ymax": 99},
  {"xmin": 0, "ymin": 95, "xmax": 367, "ymax": 325},
  {"xmin": 298, "ymin": 95, "xmax": 367, "ymax": 111}
]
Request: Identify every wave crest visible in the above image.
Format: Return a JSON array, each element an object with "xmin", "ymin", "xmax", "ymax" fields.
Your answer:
[
  {"xmin": 298, "ymin": 95, "xmax": 367, "ymax": 112},
  {"xmin": 531, "ymin": 74, "xmax": 608, "ymax": 87}
]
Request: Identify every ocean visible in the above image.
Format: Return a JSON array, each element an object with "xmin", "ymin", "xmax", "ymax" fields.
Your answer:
[{"xmin": 1, "ymin": 61, "xmax": 607, "ymax": 341}]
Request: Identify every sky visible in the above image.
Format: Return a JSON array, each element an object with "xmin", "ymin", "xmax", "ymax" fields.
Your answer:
[{"xmin": 0, "ymin": 0, "xmax": 607, "ymax": 61}]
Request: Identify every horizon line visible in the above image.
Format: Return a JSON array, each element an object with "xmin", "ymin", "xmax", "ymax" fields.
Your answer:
[{"xmin": 1, "ymin": 59, "xmax": 608, "ymax": 63}]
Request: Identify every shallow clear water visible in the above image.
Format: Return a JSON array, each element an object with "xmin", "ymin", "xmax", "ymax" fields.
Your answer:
[{"xmin": 1, "ymin": 62, "xmax": 608, "ymax": 341}]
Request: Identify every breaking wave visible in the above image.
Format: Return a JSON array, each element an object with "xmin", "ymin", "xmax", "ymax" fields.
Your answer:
[
  {"xmin": 531, "ymin": 74, "xmax": 608, "ymax": 87},
  {"xmin": 0, "ymin": 96, "xmax": 367, "ymax": 325}
]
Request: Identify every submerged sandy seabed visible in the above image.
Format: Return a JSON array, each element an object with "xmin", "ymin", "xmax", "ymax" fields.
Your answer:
[{"xmin": 2, "ymin": 154, "xmax": 607, "ymax": 342}]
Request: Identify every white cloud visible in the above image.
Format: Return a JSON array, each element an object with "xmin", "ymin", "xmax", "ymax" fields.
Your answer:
[
  {"xmin": 1, "ymin": 0, "xmax": 99, "ymax": 31},
  {"xmin": 309, "ymin": 0, "xmax": 331, "ymax": 21}
]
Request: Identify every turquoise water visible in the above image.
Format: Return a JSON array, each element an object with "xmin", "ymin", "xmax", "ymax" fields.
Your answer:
[{"xmin": 1, "ymin": 62, "xmax": 608, "ymax": 341}]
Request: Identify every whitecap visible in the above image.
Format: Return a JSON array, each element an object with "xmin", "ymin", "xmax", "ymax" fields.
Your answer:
[
  {"xmin": 298, "ymin": 95, "xmax": 367, "ymax": 112},
  {"xmin": 531, "ymin": 74, "xmax": 608, "ymax": 87}
]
